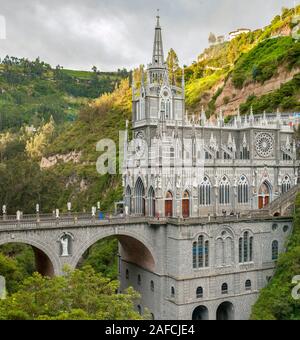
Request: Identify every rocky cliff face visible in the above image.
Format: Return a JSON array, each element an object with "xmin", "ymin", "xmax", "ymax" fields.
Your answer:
[
  {"xmin": 40, "ymin": 151, "xmax": 82, "ymax": 169},
  {"xmin": 215, "ymin": 67, "xmax": 300, "ymax": 116}
]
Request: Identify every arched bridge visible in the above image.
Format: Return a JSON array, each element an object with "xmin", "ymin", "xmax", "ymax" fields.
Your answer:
[
  {"xmin": 0, "ymin": 204, "xmax": 295, "ymax": 278},
  {"xmin": 0, "ymin": 214, "xmax": 161, "ymax": 276}
]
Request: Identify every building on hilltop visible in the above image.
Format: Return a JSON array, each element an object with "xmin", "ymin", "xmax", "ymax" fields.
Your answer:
[{"xmin": 228, "ymin": 28, "xmax": 251, "ymax": 41}]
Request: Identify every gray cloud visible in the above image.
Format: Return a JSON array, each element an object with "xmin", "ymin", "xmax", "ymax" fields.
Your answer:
[{"xmin": 0, "ymin": 0, "xmax": 296, "ymax": 71}]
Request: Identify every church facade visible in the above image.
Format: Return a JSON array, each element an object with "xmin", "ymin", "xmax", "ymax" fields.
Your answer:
[{"xmin": 120, "ymin": 15, "xmax": 299, "ymax": 320}]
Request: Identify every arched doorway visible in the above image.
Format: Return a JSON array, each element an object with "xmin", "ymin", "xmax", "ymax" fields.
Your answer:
[
  {"xmin": 165, "ymin": 191, "xmax": 173, "ymax": 217},
  {"xmin": 182, "ymin": 191, "xmax": 190, "ymax": 218},
  {"xmin": 134, "ymin": 178, "xmax": 145, "ymax": 216},
  {"xmin": 216, "ymin": 302, "xmax": 234, "ymax": 320},
  {"xmin": 258, "ymin": 181, "xmax": 271, "ymax": 209},
  {"xmin": 192, "ymin": 305, "xmax": 209, "ymax": 320},
  {"xmin": 148, "ymin": 187, "xmax": 156, "ymax": 218}
]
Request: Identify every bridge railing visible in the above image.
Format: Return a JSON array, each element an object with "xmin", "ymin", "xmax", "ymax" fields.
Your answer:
[
  {"xmin": 0, "ymin": 209, "xmax": 292, "ymax": 230},
  {"xmin": 0, "ymin": 212, "xmax": 158, "ymax": 228}
]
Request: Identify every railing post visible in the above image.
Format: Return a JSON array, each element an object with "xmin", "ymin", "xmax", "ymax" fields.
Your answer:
[
  {"xmin": 55, "ymin": 209, "xmax": 60, "ymax": 225},
  {"xmin": 67, "ymin": 202, "xmax": 72, "ymax": 217},
  {"xmin": 2, "ymin": 205, "xmax": 7, "ymax": 221},
  {"xmin": 36, "ymin": 204, "xmax": 40, "ymax": 224},
  {"xmin": 16, "ymin": 210, "xmax": 21, "ymax": 225},
  {"xmin": 92, "ymin": 206, "xmax": 96, "ymax": 223}
]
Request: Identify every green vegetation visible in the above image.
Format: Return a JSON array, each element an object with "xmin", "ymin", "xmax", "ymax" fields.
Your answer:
[
  {"xmin": 251, "ymin": 194, "xmax": 300, "ymax": 320},
  {"xmin": 80, "ymin": 238, "xmax": 118, "ymax": 279},
  {"xmin": 0, "ymin": 245, "xmax": 35, "ymax": 293},
  {"xmin": 0, "ymin": 57, "xmax": 127, "ymax": 131},
  {"xmin": 0, "ymin": 266, "xmax": 144, "ymax": 320},
  {"xmin": 0, "ymin": 5, "xmax": 299, "ymax": 320},
  {"xmin": 184, "ymin": 5, "xmax": 300, "ymax": 111},
  {"xmin": 232, "ymin": 37, "xmax": 299, "ymax": 88},
  {"xmin": 166, "ymin": 49, "xmax": 182, "ymax": 86},
  {"xmin": 185, "ymin": 69, "xmax": 227, "ymax": 108},
  {"xmin": 240, "ymin": 73, "xmax": 300, "ymax": 114}
]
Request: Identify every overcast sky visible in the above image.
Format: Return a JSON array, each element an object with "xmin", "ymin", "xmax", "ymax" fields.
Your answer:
[{"xmin": 0, "ymin": 0, "xmax": 297, "ymax": 71}]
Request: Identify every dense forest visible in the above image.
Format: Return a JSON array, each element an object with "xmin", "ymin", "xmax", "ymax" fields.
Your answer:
[{"xmin": 0, "ymin": 5, "xmax": 299, "ymax": 320}]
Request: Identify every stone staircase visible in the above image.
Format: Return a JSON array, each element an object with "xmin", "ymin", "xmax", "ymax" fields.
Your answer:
[{"xmin": 263, "ymin": 184, "xmax": 300, "ymax": 216}]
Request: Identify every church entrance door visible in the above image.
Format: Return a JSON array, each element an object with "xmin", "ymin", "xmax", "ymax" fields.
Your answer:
[
  {"xmin": 258, "ymin": 182, "xmax": 271, "ymax": 209},
  {"xmin": 165, "ymin": 192, "xmax": 173, "ymax": 217},
  {"xmin": 182, "ymin": 191, "xmax": 190, "ymax": 218}
]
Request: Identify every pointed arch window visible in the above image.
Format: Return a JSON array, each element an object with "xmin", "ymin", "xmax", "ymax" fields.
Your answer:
[
  {"xmin": 165, "ymin": 99, "xmax": 171, "ymax": 120},
  {"xmin": 219, "ymin": 176, "xmax": 230, "ymax": 205},
  {"xmin": 199, "ymin": 177, "xmax": 211, "ymax": 206},
  {"xmin": 148, "ymin": 187, "xmax": 156, "ymax": 218},
  {"xmin": 272, "ymin": 240, "xmax": 279, "ymax": 261},
  {"xmin": 240, "ymin": 146, "xmax": 250, "ymax": 160},
  {"xmin": 193, "ymin": 242, "xmax": 197, "ymax": 269},
  {"xmin": 238, "ymin": 176, "xmax": 249, "ymax": 204},
  {"xmin": 134, "ymin": 178, "xmax": 145, "ymax": 216},
  {"xmin": 282, "ymin": 176, "xmax": 291, "ymax": 194},
  {"xmin": 192, "ymin": 235, "xmax": 209, "ymax": 269},
  {"xmin": 125, "ymin": 186, "xmax": 132, "ymax": 214},
  {"xmin": 239, "ymin": 232, "xmax": 254, "ymax": 263}
]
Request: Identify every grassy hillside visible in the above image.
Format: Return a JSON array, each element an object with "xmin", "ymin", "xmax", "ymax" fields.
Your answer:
[
  {"xmin": 0, "ymin": 78, "xmax": 131, "ymax": 215},
  {"xmin": 251, "ymin": 194, "xmax": 300, "ymax": 320},
  {"xmin": 184, "ymin": 5, "xmax": 300, "ymax": 114},
  {"xmin": 42, "ymin": 78, "xmax": 132, "ymax": 213},
  {"xmin": 0, "ymin": 57, "xmax": 127, "ymax": 131},
  {"xmin": 232, "ymin": 36, "xmax": 299, "ymax": 88}
]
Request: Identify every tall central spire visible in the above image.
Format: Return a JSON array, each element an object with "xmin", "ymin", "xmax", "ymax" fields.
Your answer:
[{"xmin": 152, "ymin": 9, "xmax": 164, "ymax": 65}]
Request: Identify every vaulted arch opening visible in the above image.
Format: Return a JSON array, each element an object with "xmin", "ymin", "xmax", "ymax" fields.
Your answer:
[
  {"xmin": 216, "ymin": 302, "xmax": 234, "ymax": 320},
  {"xmin": 76, "ymin": 234, "xmax": 156, "ymax": 275},
  {"xmin": 192, "ymin": 305, "xmax": 209, "ymax": 320},
  {"xmin": 0, "ymin": 242, "xmax": 55, "ymax": 280}
]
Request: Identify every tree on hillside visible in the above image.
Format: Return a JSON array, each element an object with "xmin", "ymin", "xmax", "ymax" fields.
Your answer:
[
  {"xmin": 166, "ymin": 48, "xmax": 181, "ymax": 86},
  {"xmin": 25, "ymin": 117, "xmax": 55, "ymax": 160},
  {"xmin": 208, "ymin": 32, "xmax": 217, "ymax": 45},
  {"xmin": 0, "ymin": 266, "xmax": 146, "ymax": 320}
]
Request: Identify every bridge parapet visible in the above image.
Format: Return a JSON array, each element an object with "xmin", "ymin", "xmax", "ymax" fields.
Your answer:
[{"xmin": 0, "ymin": 211, "xmax": 290, "ymax": 231}]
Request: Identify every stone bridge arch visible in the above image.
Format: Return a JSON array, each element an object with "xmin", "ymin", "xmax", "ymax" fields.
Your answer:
[
  {"xmin": 71, "ymin": 229, "xmax": 156, "ymax": 272},
  {"xmin": 0, "ymin": 237, "xmax": 61, "ymax": 277}
]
